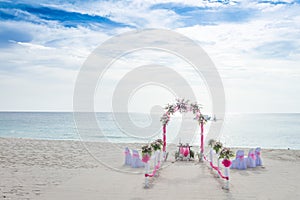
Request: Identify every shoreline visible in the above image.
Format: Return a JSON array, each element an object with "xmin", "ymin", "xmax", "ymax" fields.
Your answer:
[{"xmin": 0, "ymin": 136, "xmax": 298, "ymax": 151}]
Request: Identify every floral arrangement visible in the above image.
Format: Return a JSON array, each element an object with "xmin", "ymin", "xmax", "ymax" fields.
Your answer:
[
  {"xmin": 141, "ymin": 144, "xmax": 153, "ymax": 157},
  {"xmin": 175, "ymin": 98, "xmax": 189, "ymax": 113},
  {"xmin": 151, "ymin": 140, "xmax": 162, "ymax": 151},
  {"xmin": 219, "ymin": 147, "xmax": 235, "ymax": 160},
  {"xmin": 160, "ymin": 113, "xmax": 170, "ymax": 126},
  {"xmin": 208, "ymin": 139, "xmax": 216, "ymax": 148},
  {"xmin": 165, "ymin": 104, "xmax": 176, "ymax": 115},
  {"xmin": 161, "ymin": 98, "xmax": 207, "ymax": 127},
  {"xmin": 194, "ymin": 113, "xmax": 207, "ymax": 124},
  {"xmin": 156, "ymin": 139, "xmax": 163, "ymax": 146},
  {"xmin": 213, "ymin": 141, "xmax": 223, "ymax": 154},
  {"xmin": 190, "ymin": 102, "xmax": 202, "ymax": 114}
]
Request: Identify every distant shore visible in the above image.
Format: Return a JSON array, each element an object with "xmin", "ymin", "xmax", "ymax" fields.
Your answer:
[{"xmin": 1, "ymin": 137, "xmax": 300, "ymax": 200}]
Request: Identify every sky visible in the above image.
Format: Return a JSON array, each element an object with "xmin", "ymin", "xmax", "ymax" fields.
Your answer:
[{"xmin": 0, "ymin": 0, "xmax": 300, "ymax": 113}]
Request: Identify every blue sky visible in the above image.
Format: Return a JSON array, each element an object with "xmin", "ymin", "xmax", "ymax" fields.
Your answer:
[{"xmin": 0, "ymin": 0, "xmax": 300, "ymax": 113}]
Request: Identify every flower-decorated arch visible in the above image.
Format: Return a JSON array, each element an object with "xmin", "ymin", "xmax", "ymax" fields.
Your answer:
[{"xmin": 160, "ymin": 98, "xmax": 207, "ymax": 159}]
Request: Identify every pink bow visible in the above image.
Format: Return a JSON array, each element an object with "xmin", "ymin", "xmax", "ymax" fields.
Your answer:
[
  {"xmin": 250, "ymin": 153, "xmax": 256, "ymax": 160},
  {"xmin": 238, "ymin": 155, "xmax": 244, "ymax": 160},
  {"xmin": 183, "ymin": 147, "xmax": 189, "ymax": 157},
  {"xmin": 132, "ymin": 153, "xmax": 139, "ymax": 158}
]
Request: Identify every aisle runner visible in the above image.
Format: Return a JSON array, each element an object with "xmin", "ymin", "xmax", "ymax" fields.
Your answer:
[{"xmin": 150, "ymin": 162, "xmax": 225, "ymax": 198}]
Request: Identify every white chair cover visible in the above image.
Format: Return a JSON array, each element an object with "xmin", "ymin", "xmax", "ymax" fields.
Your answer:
[
  {"xmin": 255, "ymin": 147, "xmax": 263, "ymax": 166},
  {"xmin": 131, "ymin": 149, "xmax": 144, "ymax": 168},
  {"xmin": 124, "ymin": 147, "xmax": 131, "ymax": 166},
  {"xmin": 247, "ymin": 149, "xmax": 257, "ymax": 168},
  {"xmin": 231, "ymin": 150, "xmax": 247, "ymax": 170}
]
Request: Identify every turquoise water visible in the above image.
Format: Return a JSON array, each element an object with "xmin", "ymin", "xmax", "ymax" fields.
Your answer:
[{"xmin": 0, "ymin": 112, "xmax": 299, "ymax": 149}]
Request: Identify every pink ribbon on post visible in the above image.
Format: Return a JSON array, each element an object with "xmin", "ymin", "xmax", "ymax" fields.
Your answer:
[
  {"xmin": 145, "ymin": 161, "xmax": 161, "ymax": 177},
  {"xmin": 200, "ymin": 122, "xmax": 204, "ymax": 154},
  {"xmin": 163, "ymin": 125, "xmax": 166, "ymax": 152},
  {"xmin": 203, "ymin": 155, "xmax": 229, "ymax": 180}
]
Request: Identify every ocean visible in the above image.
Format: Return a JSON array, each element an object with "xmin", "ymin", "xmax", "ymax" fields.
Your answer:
[{"xmin": 0, "ymin": 112, "xmax": 299, "ymax": 150}]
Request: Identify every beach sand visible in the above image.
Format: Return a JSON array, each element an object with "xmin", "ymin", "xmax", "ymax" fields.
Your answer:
[{"xmin": 1, "ymin": 137, "xmax": 300, "ymax": 200}]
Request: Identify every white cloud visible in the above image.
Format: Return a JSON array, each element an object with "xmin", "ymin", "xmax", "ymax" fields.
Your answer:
[{"xmin": 0, "ymin": 0, "xmax": 300, "ymax": 112}]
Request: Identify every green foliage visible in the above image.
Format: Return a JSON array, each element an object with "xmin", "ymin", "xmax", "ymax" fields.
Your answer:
[
  {"xmin": 213, "ymin": 141, "xmax": 223, "ymax": 154},
  {"xmin": 141, "ymin": 144, "xmax": 153, "ymax": 157},
  {"xmin": 219, "ymin": 147, "xmax": 235, "ymax": 160}
]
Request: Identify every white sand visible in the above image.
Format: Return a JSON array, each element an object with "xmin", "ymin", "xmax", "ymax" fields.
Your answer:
[{"xmin": 1, "ymin": 137, "xmax": 300, "ymax": 200}]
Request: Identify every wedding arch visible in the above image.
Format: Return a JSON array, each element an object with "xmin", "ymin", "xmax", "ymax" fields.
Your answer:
[{"xmin": 160, "ymin": 98, "xmax": 207, "ymax": 159}]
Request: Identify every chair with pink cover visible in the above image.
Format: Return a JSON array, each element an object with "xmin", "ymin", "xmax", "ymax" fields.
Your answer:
[
  {"xmin": 255, "ymin": 147, "xmax": 263, "ymax": 166},
  {"xmin": 231, "ymin": 150, "xmax": 247, "ymax": 170},
  {"xmin": 131, "ymin": 149, "xmax": 145, "ymax": 168},
  {"xmin": 124, "ymin": 147, "xmax": 131, "ymax": 166},
  {"xmin": 247, "ymin": 149, "xmax": 257, "ymax": 168}
]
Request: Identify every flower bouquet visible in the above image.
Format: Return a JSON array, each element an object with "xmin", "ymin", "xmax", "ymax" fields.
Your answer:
[
  {"xmin": 156, "ymin": 139, "xmax": 163, "ymax": 146},
  {"xmin": 208, "ymin": 139, "xmax": 216, "ymax": 148},
  {"xmin": 194, "ymin": 113, "xmax": 207, "ymax": 125},
  {"xmin": 151, "ymin": 140, "xmax": 162, "ymax": 151},
  {"xmin": 175, "ymin": 98, "xmax": 189, "ymax": 113},
  {"xmin": 190, "ymin": 102, "xmax": 202, "ymax": 114},
  {"xmin": 219, "ymin": 147, "xmax": 235, "ymax": 167},
  {"xmin": 142, "ymin": 144, "xmax": 153, "ymax": 156},
  {"xmin": 164, "ymin": 104, "xmax": 176, "ymax": 115},
  {"xmin": 219, "ymin": 147, "xmax": 235, "ymax": 160},
  {"xmin": 213, "ymin": 141, "xmax": 223, "ymax": 154},
  {"xmin": 141, "ymin": 144, "xmax": 153, "ymax": 163}
]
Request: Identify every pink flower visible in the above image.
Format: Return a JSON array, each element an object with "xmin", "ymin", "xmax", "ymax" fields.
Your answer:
[
  {"xmin": 142, "ymin": 154, "xmax": 150, "ymax": 163},
  {"xmin": 222, "ymin": 159, "xmax": 232, "ymax": 167}
]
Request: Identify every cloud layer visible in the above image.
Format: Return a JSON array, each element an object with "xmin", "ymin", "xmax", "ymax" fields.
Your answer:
[{"xmin": 0, "ymin": 0, "xmax": 300, "ymax": 112}]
